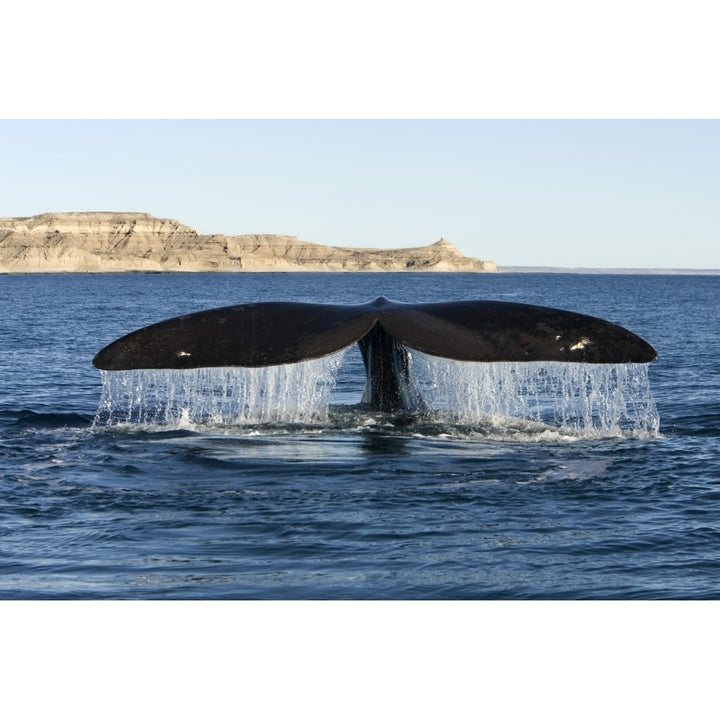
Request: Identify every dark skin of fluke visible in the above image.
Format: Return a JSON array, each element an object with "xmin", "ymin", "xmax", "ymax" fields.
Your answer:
[{"xmin": 93, "ymin": 296, "xmax": 657, "ymax": 412}]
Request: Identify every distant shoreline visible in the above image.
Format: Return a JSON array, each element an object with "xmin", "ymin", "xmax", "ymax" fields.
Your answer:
[
  {"xmin": 0, "ymin": 212, "xmax": 496, "ymax": 274},
  {"xmin": 3, "ymin": 268, "xmax": 719, "ymax": 277},
  {"xmin": 500, "ymin": 266, "xmax": 720, "ymax": 275}
]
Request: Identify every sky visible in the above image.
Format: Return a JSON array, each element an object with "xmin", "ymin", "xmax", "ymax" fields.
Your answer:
[
  {"xmin": 3, "ymin": 3, "xmax": 719, "ymax": 269},
  {"xmin": 1, "ymin": 119, "xmax": 718, "ymax": 269}
]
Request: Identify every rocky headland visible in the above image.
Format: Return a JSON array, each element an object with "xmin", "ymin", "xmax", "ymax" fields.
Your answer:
[{"xmin": 0, "ymin": 212, "xmax": 497, "ymax": 274}]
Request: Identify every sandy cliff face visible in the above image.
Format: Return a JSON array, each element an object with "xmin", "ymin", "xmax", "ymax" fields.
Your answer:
[{"xmin": 0, "ymin": 212, "xmax": 497, "ymax": 273}]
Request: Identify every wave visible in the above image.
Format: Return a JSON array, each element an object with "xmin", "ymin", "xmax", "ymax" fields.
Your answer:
[{"xmin": 2, "ymin": 409, "xmax": 94, "ymax": 429}]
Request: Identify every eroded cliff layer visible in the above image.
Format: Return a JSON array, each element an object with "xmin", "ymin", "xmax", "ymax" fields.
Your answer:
[{"xmin": 0, "ymin": 212, "xmax": 497, "ymax": 273}]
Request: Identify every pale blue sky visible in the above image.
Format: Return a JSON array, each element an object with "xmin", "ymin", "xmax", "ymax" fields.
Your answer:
[{"xmin": 2, "ymin": 119, "xmax": 717, "ymax": 268}]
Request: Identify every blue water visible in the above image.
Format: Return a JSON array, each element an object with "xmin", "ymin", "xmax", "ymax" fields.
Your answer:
[{"xmin": 1, "ymin": 272, "xmax": 719, "ymax": 599}]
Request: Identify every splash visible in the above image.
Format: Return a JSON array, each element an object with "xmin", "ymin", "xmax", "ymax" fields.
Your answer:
[
  {"xmin": 410, "ymin": 352, "xmax": 660, "ymax": 438},
  {"xmin": 94, "ymin": 351, "xmax": 346, "ymax": 427}
]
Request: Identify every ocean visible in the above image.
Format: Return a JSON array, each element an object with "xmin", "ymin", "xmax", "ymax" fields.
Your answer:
[{"xmin": 1, "ymin": 271, "xmax": 719, "ymax": 600}]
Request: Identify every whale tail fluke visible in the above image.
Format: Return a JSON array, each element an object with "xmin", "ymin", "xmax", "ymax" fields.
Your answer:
[{"xmin": 93, "ymin": 297, "xmax": 657, "ymax": 412}]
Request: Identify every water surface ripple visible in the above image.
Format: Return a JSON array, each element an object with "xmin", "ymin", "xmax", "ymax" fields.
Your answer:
[{"xmin": 1, "ymin": 273, "xmax": 718, "ymax": 598}]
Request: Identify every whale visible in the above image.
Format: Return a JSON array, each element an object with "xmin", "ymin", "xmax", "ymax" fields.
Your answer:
[{"xmin": 93, "ymin": 296, "xmax": 657, "ymax": 412}]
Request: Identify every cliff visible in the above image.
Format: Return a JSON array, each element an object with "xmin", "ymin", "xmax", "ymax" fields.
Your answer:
[{"xmin": 0, "ymin": 212, "xmax": 497, "ymax": 274}]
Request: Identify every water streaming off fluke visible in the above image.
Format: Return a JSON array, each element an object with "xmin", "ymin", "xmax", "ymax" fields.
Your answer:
[
  {"xmin": 94, "ymin": 349, "xmax": 659, "ymax": 438},
  {"xmin": 410, "ymin": 353, "xmax": 660, "ymax": 437},
  {"xmin": 94, "ymin": 351, "xmax": 347, "ymax": 427}
]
